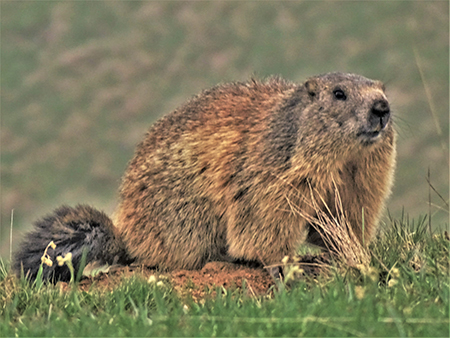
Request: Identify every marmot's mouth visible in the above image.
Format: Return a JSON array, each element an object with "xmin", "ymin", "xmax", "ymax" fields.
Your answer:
[{"xmin": 357, "ymin": 129, "xmax": 383, "ymax": 145}]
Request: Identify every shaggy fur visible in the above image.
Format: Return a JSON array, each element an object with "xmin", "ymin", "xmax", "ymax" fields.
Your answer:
[{"xmin": 15, "ymin": 73, "xmax": 396, "ymax": 281}]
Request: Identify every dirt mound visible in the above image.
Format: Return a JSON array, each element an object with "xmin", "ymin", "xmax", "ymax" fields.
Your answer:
[
  {"xmin": 170, "ymin": 262, "xmax": 275, "ymax": 299},
  {"xmin": 66, "ymin": 255, "xmax": 331, "ymax": 299},
  {"xmin": 73, "ymin": 262, "xmax": 275, "ymax": 299}
]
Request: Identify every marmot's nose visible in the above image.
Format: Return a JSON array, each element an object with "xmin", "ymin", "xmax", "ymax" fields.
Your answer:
[{"xmin": 370, "ymin": 99, "xmax": 390, "ymax": 129}]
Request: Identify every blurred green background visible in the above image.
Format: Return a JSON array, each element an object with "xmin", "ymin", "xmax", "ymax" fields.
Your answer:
[{"xmin": 1, "ymin": 1, "xmax": 448, "ymax": 259}]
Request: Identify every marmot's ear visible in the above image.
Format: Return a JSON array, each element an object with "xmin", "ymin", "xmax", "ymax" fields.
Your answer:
[{"xmin": 304, "ymin": 79, "xmax": 319, "ymax": 99}]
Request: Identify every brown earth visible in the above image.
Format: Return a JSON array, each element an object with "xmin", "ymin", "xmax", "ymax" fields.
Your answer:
[
  {"xmin": 62, "ymin": 254, "xmax": 331, "ymax": 300},
  {"xmin": 72, "ymin": 262, "xmax": 275, "ymax": 300}
]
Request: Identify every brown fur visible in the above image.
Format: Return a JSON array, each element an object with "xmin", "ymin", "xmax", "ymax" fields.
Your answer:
[
  {"xmin": 15, "ymin": 72, "xmax": 396, "ymax": 281},
  {"xmin": 116, "ymin": 72, "xmax": 395, "ymax": 270}
]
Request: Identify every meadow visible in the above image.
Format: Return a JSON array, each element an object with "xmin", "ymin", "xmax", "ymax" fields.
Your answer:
[
  {"xmin": 1, "ymin": 216, "xmax": 448, "ymax": 337},
  {"xmin": 1, "ymin": 2, "xmax": 448, "ymax": 337}
]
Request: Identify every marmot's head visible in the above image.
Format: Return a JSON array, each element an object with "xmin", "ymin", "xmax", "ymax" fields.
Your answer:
[{"xmin": 300, "ymin": 72, "xmax": 393, "ymax": 153}]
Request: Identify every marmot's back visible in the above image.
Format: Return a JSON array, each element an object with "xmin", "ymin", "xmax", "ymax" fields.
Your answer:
[{"xmin": 116, "ymin": 73, "xmax": 396, "ymax": 270}]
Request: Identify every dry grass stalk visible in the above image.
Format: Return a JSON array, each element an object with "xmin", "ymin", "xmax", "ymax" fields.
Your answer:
[{"xmin": 290, "ymin": 180, "xmax": 371, "ymax": 269}]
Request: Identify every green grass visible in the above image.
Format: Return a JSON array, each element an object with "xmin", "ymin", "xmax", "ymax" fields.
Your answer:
[{"xmin": 1, "ymin": 217, "xmax": 448, "ymax": 337}]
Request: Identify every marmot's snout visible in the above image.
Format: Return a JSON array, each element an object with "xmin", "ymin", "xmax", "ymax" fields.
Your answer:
[
  {"xmin": 370, "ymin": 99, "xmax": 390, "ymax": 130},
  {"xmin": 357, "ymin": 98, "xmax": 390, "ymax": 144}
]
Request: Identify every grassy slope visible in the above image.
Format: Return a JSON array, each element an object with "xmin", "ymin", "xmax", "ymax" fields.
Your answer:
[
  {"xmin": 1, "ymin": 218, "xmax": 448, "ymax": 337},
  {"xmin": 1, "ymin": 2, "xmax": 448, "ymax": 259}
]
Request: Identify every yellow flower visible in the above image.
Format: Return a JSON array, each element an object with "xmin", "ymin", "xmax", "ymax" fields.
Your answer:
[
  {"xmin": 56, "ymin": 252, "xmax": 75, "ymax": 283},
  {"xmin": 284, "ymin": 265, "xmax": 304, "ymax": 282},
  {"xmin": 355, "ymin": 286, "xmax": 365, "ymax": 300},
  {"xmin": 388, "ymin": 279, "xmax": 398, "ymax": 287},
  {"xmin": 57, "ymin": 253, "xmax": 73, "ymax": 266},
  {"xmin": 390, "ymin": 267, "xmax": 400, "ymax": 279},
  {"xmin": 41, "ymin": 255, "xmax": 53, "ymax": 267},
  {"xmin": 40, "ymin": 241, "xmax": 57, "ymax": 267}
]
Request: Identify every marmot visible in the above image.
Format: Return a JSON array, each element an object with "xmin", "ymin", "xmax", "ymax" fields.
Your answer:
[{"xmin": 14, "ymin": 72, "xmax": 396, "ymax": 281}]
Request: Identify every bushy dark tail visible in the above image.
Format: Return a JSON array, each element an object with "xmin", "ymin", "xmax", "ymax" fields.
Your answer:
[{"xmin": 13, "ymin": 204, "xmax": 132, "ymax": 282}]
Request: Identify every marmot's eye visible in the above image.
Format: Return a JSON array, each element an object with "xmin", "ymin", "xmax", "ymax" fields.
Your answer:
[{"xmin": 333, "ymin": 89, "xmax": 347, "ymax": 101}]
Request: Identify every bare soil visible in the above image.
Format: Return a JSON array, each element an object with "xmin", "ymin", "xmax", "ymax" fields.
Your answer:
[
  {"xmin": 68, "ymin": 262, "xmax": 274, "ymax": 300},
  {"xmin": 64, "ymin": 254, "xmax": 331, "ymax": 300}
]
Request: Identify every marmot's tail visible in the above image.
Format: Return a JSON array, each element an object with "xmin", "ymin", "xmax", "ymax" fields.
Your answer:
[{"xmin": 13, "ymin": 204, "xmax": 132, "ymax": 282}]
